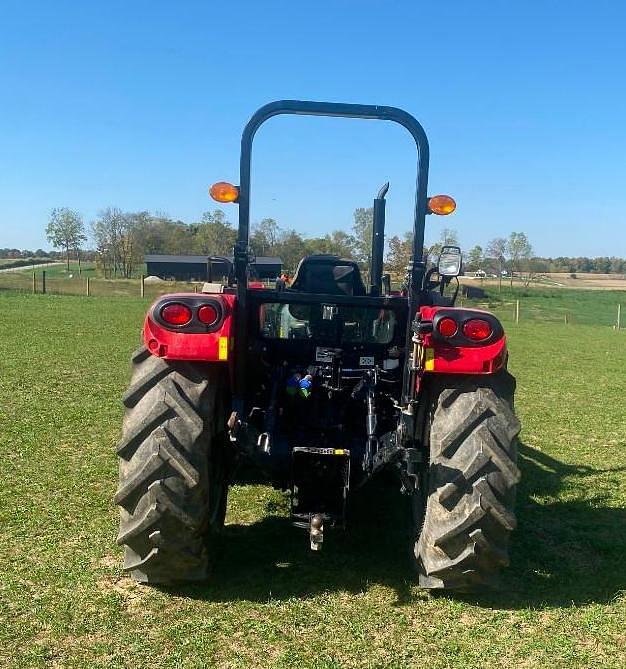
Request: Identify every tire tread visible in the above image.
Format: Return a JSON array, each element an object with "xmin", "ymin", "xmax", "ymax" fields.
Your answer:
[
  {"xmin": 116, "ymin": 346, "xmax": 228, "ymax": 584},
  {"xmin": 416, "ymin": 370, "xmax": 520, "ymax": 590}
]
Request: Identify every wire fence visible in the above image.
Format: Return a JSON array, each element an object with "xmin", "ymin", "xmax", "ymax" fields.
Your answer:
[
  {"xmin": 0, "ymin": 271, "xmax": 198, "ymax": 299},
  {"xmin": 1, "ymin": 271, "xmax": 624, "ymax": 330}
]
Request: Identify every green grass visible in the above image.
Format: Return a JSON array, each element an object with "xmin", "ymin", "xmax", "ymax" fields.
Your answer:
[
  {"xmin": 0, "ymin": 293, "xmax": 625, "ymax": 668},
  {"xmin": 462, "ymin": 284, "xmax": 626, "ymax": 328}
]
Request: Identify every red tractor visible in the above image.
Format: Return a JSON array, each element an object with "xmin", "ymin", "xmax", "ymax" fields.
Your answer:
[{"xmin": 115, "ymin": 101, "xmax": 520, "ymax": 590}]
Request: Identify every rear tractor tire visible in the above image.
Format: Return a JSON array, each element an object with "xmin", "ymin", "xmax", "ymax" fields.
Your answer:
[
  {"xmin": 115, "ymin": 346, "xmax": 230, "ymax": 584},
  {"xmin": 415, "ymin": 370, "xmax": 521, "ymax": 590}
]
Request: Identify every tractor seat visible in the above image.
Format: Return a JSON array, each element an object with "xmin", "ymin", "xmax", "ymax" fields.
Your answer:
[{"xmin": 289, "ymin": 255, "xmax": 366, "ymax": 296}]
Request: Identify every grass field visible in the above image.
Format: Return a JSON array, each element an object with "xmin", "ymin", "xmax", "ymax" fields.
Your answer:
[
  {"xmin": 462, "ymin": 285, "xmax": 626, "ymax": 328},
  {"xmin": 1, "ymin": 292, "xmax": 625, "ymax": 668}
]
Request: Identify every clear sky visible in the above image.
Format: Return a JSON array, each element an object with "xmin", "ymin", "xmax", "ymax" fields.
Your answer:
[{"xmin": 1, "ymin": 0, "xmax": 625, "ymax": 256}]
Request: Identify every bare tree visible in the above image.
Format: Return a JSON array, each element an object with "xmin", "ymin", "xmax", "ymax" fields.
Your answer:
[
  {"xmin": 119, "ymin": 213, "xmax": 142, "ymax": 278},
  {"xmin": 250, "ymin": 218, "xmax": 280, "ymax": 256},
  {"xmin": 486, "ymin": 237, "xmax": 507, "ymax": 293},
  {"xmin": 507, "ymin": 232, "xmax": 533, "ymax": 288},
  {"xmin": 92, "ymin": 208, "xmax": 140, "ymax": 278}
]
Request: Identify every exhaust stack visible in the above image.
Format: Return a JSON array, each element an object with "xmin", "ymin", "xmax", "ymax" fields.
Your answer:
[{"xmin": 369, "ymin": 182, "xmax": 389, "ymax": 296}]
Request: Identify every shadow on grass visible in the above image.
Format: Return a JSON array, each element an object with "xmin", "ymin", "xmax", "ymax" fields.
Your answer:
[{"xmin": 170, "ymin": 443, "xmax": 626, "ymax": 609}]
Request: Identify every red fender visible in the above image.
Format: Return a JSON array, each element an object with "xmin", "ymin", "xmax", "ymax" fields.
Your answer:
[
  {"xmin": 142, "ymin": 293, "xmax": 237, "ymax": 362},
  {"xmin": 417, "ymin": 305, "xmax": 508, "ymax": 375}
]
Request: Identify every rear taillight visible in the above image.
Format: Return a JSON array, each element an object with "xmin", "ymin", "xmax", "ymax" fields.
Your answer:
[
  {"xmin": 462, "ymin": 318, "xmax": 492, "ymax": 341},
  {"xmin": 437, "ymin": 317, "xmax": 458, "ymax": 337},
  {"xmin": 161, "ymin": 303, "xmax": 192, "ymax": 326},
  {"xmin": 197, "ymin": 304, "xmax": 219, "ymax": 325}
]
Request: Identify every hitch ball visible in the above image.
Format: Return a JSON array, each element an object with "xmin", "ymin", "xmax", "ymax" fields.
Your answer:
[{"xmin": 310, "ymin": 514, "xmax": 324, "ymax": 551}]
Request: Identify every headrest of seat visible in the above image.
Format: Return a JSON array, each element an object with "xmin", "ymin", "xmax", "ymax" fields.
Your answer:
[{"xmin": 290, "ymin": 255, "xmax": 366, "ymax": 296}]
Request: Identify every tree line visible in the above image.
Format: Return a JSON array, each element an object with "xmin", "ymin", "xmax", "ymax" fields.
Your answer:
[
  {"xmin": 6, "ymin": 206, "xmax": 623, "ymax": 279},
  {"xmin": 41, "ymin": 206, "xmax": 383, "ymax": 278}
]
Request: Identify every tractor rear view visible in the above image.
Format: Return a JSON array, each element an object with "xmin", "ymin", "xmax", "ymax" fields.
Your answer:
[{"xmin": 115, "ymin": 100, "xmax": 520, "ymax": 590}]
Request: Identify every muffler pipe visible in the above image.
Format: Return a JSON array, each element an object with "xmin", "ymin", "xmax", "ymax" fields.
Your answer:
[{"xmin": 369, "ymin": 182, "xmax": 389, "ymax": 295}]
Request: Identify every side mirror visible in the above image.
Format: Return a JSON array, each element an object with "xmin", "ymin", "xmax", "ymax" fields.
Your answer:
[{"xmin": 438, "ymin": 246, "xmax": 462, "ymax": 277}]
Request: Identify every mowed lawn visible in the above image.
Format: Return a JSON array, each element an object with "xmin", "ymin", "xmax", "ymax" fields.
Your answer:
[{"xmin": 0, "ymin": 292, "xmax": 625, "ymax": 669}]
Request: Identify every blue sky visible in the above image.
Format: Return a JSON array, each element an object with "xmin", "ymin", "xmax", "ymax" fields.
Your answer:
[{"xmin": 1, "ymin": 0, "xmax": 625, "ymax": 256}]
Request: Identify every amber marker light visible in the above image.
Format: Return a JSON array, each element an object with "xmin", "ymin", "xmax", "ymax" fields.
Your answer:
[
  {"xmin": 209, "ymin": 181, "xmax": 240, "ymax": 203},
  {"xmin": 427, "ymin": 195, "xmax": 456, "ymax": 215}
]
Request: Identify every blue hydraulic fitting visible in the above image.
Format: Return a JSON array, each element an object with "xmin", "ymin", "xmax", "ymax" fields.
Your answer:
[{"xmin": 298, "ymin": 374, "xmax": 313, "ymax": 398}]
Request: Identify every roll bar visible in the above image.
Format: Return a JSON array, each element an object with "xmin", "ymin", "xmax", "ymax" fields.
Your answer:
[{"xmin": 236, "ymin": 100, "xmax": 430, "ymax": 294}]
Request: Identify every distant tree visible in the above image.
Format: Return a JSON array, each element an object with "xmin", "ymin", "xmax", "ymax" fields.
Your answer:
[
  {"xmin": 303, "ymin": 230, "xmax": 358, "ymax": 259},
  {"xmin": 441, "ymin": 228, "xmax": 459, "ymax": 246},
  {"xmin": 593, "ymin": 257, "xmax": 611, "ymax": 274},
  {"xmin": 196, "ymin": 210, "xmax": 237, "ymax": 256},
  {"xmin": 91, "ymin": 207, "xmax": 145, "ymax": 278},
  {"xmin": 302, "ymin": 236, "xmax": 329, "ymax": 256},
  {"xmin": 506, "ymin": 232, "xmax": 533, "ymax": 287},
  {"xmin": 486, "ymin": 237, "xmax": 507, "ymax": 292},
  {"xmin": 325, "ymin": 230, "xmax": 358, "ymax": 258},
  {"xmin": 385, "ymin": 231, "xmax": 414, "ymax": 278},
  {"xmin": 352, "ymin": 207, "xmax": 373, "ymax": 265},
  {"xmin": 118, "ymin": 213, "xmax": 145, "ymax": 278},
  {"xmin": 161, "ymin": 217, "xmax": 194, "ymax": 255},
  {"xmin": 92, "ymin": 207, "xmax": 123, "ymax": 278},
  {"xmin": 46, "ymin": 208, "xmax": 86, "ymax": 271},
  {"xmin": 274, "ymin": 229, "xmax": 308, "ymax": 273},
  {"xmin": 131, "ymin": 212, "xmax": 169, "ymax": 255},
  {"xmin": 250, "ymin": 218, "xmax": 280, "ymax": 256},
  {"xmin": 467, "ymin": 245, "xmax": 483, "ymax": 271},
  {"xmin": 610, "ymin": 257, "xmax": 625, "ymax": 274}
]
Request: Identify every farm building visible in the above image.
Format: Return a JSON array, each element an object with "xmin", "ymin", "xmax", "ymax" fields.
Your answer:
[{"xmin": 144, "ymin": 255, "xmax": 282, "ymax": 281}]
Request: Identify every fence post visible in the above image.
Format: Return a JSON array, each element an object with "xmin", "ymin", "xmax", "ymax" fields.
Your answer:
[
  {"xmin": 564, "ymin": 312, "xmax": 568, "ymax": 325},
  {"xmin": 86, "ymin": 276, "xmax": 90, "ymax": 297},
  {"xmin": 515, "ymin": 300, "xmax": 520, "ymax": 324},
  {"xmin": 140, "ymin": 274, "xmax": 145, "ymax": 297},
  {"xmin": 32, "ymin": 271, "xmax": 36, "ymax": 294},
  {"xmin": 618, "ymin": 304, "xmax": 622, "ymax": 331},
  {"xmin": 42, "ymin": 271, "xmax": 46, "ymax": 295}
]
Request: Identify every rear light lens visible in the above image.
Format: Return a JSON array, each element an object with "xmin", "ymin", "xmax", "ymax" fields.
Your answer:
[
  {"xmin": 437, "ymin": 317, "xmax": 458, "ymax": 337},
  {"xmin": 197, "ymin": 304, "xmax": 218, "ymax": 325},
  {"xmin": 462, "ymin": 318, "xmax": 492, "ymax": 341},
  {"xmin": 161, "ymin": 303, "xmax": 192, "ymax": 326}
]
